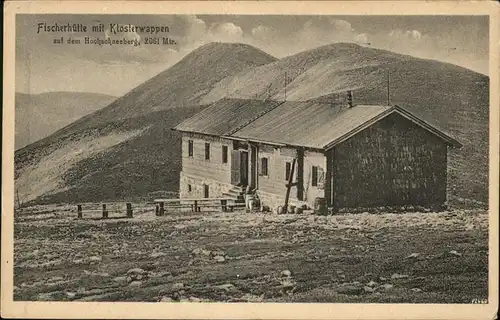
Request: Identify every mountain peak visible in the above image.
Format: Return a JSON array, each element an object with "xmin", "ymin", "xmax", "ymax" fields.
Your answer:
[{"xmin": 184, "ymin": 41, "xmax": 277, "ymax": 61}]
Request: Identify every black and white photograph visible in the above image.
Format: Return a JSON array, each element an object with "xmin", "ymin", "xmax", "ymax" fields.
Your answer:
[{"xmin": 2, "ymin": 1, "xmax": 499, "ymax": 319}]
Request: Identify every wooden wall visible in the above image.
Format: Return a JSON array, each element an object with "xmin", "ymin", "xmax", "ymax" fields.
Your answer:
[
  {"xmin": 258, "ymin": 145, "xmax": 295, "ymax": 198},
  {"xmin": 331, "ymin": 113, "xmax": 448, "ymax": 209},
  {"xmin": 303, "ymin": 150, "xmax": 327, "ymax": 205},
  {"xmin": 181, "ymin": 133, "xmax": 233, "ymax": 184},
  {"xmin": 257, "ymin": 145, "xmax": 327, "ymax": 208}
]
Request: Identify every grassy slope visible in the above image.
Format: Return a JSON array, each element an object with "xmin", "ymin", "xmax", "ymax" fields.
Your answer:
[
  {"xmin": 14, "ymin": 207, "xmax": 488, "ymax": 303},
  {"xmin": 15, "ymin": 92, "xmax": 117, "ymax": 150},
  {"xmin": 205, "ymin": 43, "xmax": 489, "ymax": 205},
  {"xmin": 14, "ymin": 43, "xmax": 277, "ymax": 204}
]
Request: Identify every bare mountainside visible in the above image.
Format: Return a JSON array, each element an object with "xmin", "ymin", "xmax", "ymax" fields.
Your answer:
[
  {"xmin": 14, "ymin": 43, "xmax": 277, "ymax": 204},
  {"xmin": 15, "ymin": 92, "xmax": 117, "ymax": 149},
  {"xmin": 15, "ymin": 42, "xmax": 488, "ymax": 206},
  {"xmin": 204, "ymin": 43, "xmax": 489, "ymax": 206}
]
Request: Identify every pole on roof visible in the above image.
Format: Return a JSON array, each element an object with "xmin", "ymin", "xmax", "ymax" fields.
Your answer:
[
  {"xmin": 387, "ymin": 70, "xmax": 390, "ymax": 105},
  {"xmin": 284, "ymin": 72, "xmax": 287, "ymax": 101}
]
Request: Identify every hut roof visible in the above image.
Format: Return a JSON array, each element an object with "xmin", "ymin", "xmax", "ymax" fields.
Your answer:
[{"xmin": 174, "ymin": 98, "xmax": 462, "ymax": 149}]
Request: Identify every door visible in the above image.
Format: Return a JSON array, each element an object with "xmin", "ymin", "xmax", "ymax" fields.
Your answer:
[
  {"xmin": 203, "ymin": 184, "xmax": 209, "ymax": 198},
  {"xmin": 250, "ymin": 145, "xmax": 258, "ymax": 189},
  {"xmin": 240, "ymin": 151, "xmax": 249, "ymax": 186},
  {"xmin": 231, "ymin": 150, "xmax": 241, "ymax": 185}
]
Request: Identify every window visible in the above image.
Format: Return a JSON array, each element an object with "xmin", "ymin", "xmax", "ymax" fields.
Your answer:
[
  {"xmin": 222, "ymin": 145, "xmax": 228, "ymax": 164},
  {"xmin": 285, "ymin": 162, "xmax": 292, "ymax": 181},
  {"xmin": 311, "ymin": 166, "xmax": 318, "ymax": 187},
  {"xmin": 260, "ymin": 157, "xmax": 268, "ymax": 176},
  {"xmin": 203, "ymin": 184, "xmax": 209, "ymax": 198},
  {"xmin": 187, "ymin": 184, "xmax": 192, "ymax": 192},
  {"xmin": 188, "ymin": 140, "xmax": 193, "ymax": 157},
  {"xmin": 205, "ymin": 143, "xmax": 210, "ymax": 160}
]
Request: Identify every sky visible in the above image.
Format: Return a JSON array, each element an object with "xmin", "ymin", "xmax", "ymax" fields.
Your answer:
[{"xmin": 16, "ymin": 15, "xmax": 489, "ymax": 96}]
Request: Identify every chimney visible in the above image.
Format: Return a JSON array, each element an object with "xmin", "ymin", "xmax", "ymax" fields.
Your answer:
[{"xmin": 347, "ymin": 90, "xmax": 353, "ymax": 108}]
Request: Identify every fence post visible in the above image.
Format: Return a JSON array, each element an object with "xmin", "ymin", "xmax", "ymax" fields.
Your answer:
[
  {"xmin": 77, "ymin": 205, "xmax": 82, "ymax": 219},
  {"xmin": 159, "ymin": 202, "xmax": 165, "ymax": 216},
  {"xmin": 102, "ymin": 204, "xmax": 108, "ymax": 219},
  {"xmin": 126, "ymin": 203, "xmax": 133, "ymax": 218}
]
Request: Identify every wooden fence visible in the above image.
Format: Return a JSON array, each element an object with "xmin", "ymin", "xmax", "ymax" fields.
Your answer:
[{"xmin": 76, "ymin": 202, "xmax": 134, "ymax": 219}]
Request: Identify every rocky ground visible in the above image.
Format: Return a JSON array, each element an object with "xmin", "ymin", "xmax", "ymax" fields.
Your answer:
[{"xmin": 13, "ymin": 204, "xmax": 489, "ymax": 303}]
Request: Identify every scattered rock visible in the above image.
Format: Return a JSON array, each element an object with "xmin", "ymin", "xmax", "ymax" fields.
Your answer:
[
  {"xmin": 95, "ymin": 272, "xmax": 110, "ymax": 277},
  {"xmin": 89, "ymin": 256, "xmax": 102, "ymax": 262},
  {"xmin": 213, "ymin": 255, "xmax": 226, "ymax": 263},
  {"xmin": 379, "ymin": 283, "xmax": 394, "ymax": 291},
  {"xmin": 449, "ymin": 250, "xmax": 462, "ymax": 257},
  {"xmin": 65, "ymin": 292, "xmax": 76, "ymax": 298},
  {"xmin": 113, "ymin": 276, "xmax": 127, "ymax": 283},
  {"xmin": 391, "ymin": 273, "xmax": 409, "ymax": 279},
  {"xmin": 188, "ymin": 296, "xmax": 202, "ymax": 302},
  {"xmin": 240, "ymin": 293, "xmax": 264, "ymax": 302},
  {"xmin": 126, "ymin": 268, "xmax": 145, "ymax": 275},
  {"xmin": 280, "ymin": 278, "xmax": 296, "ymax": 288},
  {"xmin": 379, "ymin": 276, "xmax": 387, "ymax": 281},
  {"xmin": 37, "ymin": 292, "xmax": 55, "ymax": 301},
  {"xmin": 128, "ymin": 281, "xmax": 142, "ymax": 287},
  {"xmin": 363, "ymin": 286, "xmax": 375, "ymax": 293},
  {"xmin": 172, "ymin": 282, "xmax": 184, "ymax": 290},
  {"xmin": 337, "ymin": 285, "xmax": 363, "ymax": 295},
  {"xmin": 281, "ymin": 270, "xmax": 292, "ymax": 277},
  {"xmin": 150, "ymin": 252, "xmax": 166, "ymax": 258},
  {"xmin": 366, "ymin": 280, "xmax": 378, "ymax": 287},
  {"xmin": 215, "ymin": 283, "xmax": 235, "ymax": 291},
  {"xmin": 406, "ymin": 253, "xmax": 420, "ymax": 259},
  {"xmin": 411, "ymin": 288, "xmax": 423, "ymax": 293},
  {"xmin": 160, "ymin": 296, "xmax": 173, "ymax": 302}
]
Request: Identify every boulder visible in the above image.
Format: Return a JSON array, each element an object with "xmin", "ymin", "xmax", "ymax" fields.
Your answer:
[
  {"xmin": 128, "ymin": 281, "xmax": 142, "ymax": 287},
  {"xmin": 379, "ymin": 283, "xmax": 394, "ymax": 291},
  {"xmin": 172, "ymin": 282, "xmax": 184, "ymax": 290},
  {"xmin": 366, "ymin": 280, "xmax": 378, "ymax": 287},
  {"xmin": 213, "ymin": 255, "xmax": 226, "ymax": 263},
  {"xmin": 88, "ymin": 256, "xmax": 102, "ymax": 262},
  {"xmin": 281, "ymin": 270, "xmax": 292, "ymax": 277},
  {"xmin": 363, "ymin": 286, "xmax": 375, "ymax": 293},
  {"xmin": 337, "ymin": 285, "xmax": 363, "ymax": 295},
  {"xmin": 126, "ymin": 268, "xmax": 145, "ymax": 275}
]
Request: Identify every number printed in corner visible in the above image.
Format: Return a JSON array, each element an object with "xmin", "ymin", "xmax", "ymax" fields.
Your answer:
[{"xmin": 471, "ymin": 298, "xmax": 488, "ymax": 304}]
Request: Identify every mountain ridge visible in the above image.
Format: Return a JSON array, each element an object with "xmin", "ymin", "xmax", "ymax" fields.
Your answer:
[
  {"xmin": 15, "ymin": 91, "xmax": 117, "ymax": 150},
  {"xmin": 15, "ymin": 42, "xmax": 489, "ymax": 207}
]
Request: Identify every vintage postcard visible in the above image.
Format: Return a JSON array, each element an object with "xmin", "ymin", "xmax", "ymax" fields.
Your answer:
[{"xmin": 2, "ymin": 1, "xmax": 499, "ymax": 319}]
